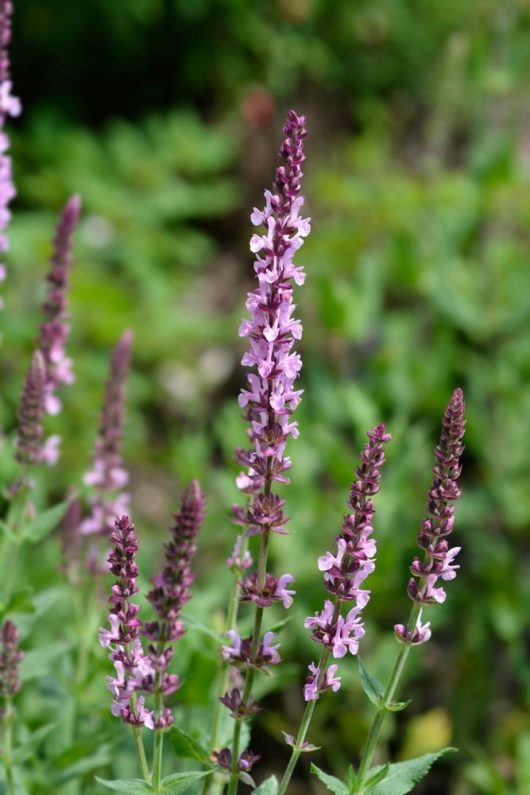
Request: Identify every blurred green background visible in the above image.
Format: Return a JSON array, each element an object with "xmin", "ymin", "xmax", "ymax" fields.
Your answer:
[{"xmin": 2, "ymin": 0, "xmax": 530, "ymax": 793}]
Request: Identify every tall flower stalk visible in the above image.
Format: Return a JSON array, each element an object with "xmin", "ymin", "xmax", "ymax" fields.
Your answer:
[
  {"xmin": 99, "ymin": 515, "xmax": 153, "ymax": 780},
  {"xmin": 38, "ymin": 194, "xmax": 82, "ymax": 464},
  {"xmin": 0, "ymin": 0, "xmax": 20, "ymax": 308},
  {"xmin": 277, "ymin": 424, "xmax": 391, "ymax": 795},
  {"xmin": 355, "ymin": 388, "xmax": 465, "ymax": 787},
  {"xmin": 144, "ymin": 481, "xmax": 205, "ymax": 790},
  {"xmin": 216, "ymin": 109, "xmax": 310, "ymax": 795},
  {"xmin": 0, "ymin": 620, "xmax": 24, "ymax": 795},
  {"xmin": 81, "ymin": 330, "xmax": 133, "ymax": 542}
]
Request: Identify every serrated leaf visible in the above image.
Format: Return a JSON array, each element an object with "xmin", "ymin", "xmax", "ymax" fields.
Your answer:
[
  {"xmin": 368, "ymin": 748, "xmax": 457, "ymax": 795},
  {"xmin": 161, "ymin": 771, "xmax": 212, "ymax": 794},
  {"xmin": 253, "ymin": 775, "xmax": 279, "ymax": 795},
  {"xmin": 364, "ymin": 763, "xmax": 390, "ymax": 788},
  {"xmin": 357, "ymin": 656, "xmax": 384, "ymax": 708},
  {"xmin": 310, "ymin": 764, "xmax": 349, "ymax": 795},
  {"xmin": 95, "ymin": 778, "xmax": 152, "ymax": 794},
  {"xmin": 22, "ymin": 500, "xmax": 69, "ymax": 544}
]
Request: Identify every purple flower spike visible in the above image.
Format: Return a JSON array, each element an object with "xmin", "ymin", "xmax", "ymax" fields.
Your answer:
[
  {"xmin": 236, "ymin": 109, "xmax": 309, "ymax": 501},
  {"xmin": 0, "ymin": 620, "xmax": 23, "ymax": 697},
  {"xmin": 141, "ymin": 481, "xmax": 205, "ymax": 728},
  {"xmin": 81, "ymin": 331, "xmax": 133, "ymax": 537},
  {"xmin": 38, "ymin": 195, "xmax": 81, "ymax": 420},
  {"xmin": 16, "ymin": 350, "xmax": 46, "ymax": 466},
  {"xmin": 304, "ymin": 424, "xmax": 391, "ymax": 701},
  {"xmin": 0, "ymin": 0, "xmax": 20, "ymax": 302},
  {"xmin": 99, "ymin": 515, "xmax": 154, "ymax": 729},
  {"xmin": 397, "ymin": 389, "xmax": 465, "ymax": 644}
]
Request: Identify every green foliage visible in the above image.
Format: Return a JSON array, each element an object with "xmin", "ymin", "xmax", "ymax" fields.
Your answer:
[
  {"xmin": 95, "ymin": 779, "xmax": 152, "ymax": 794},
  {"xmin": 366, "ymin": 749, "xmax": 457, "ymax": 795},
  {"xmin": 252, "ymin": 775, "xmax": 279, "ymax": 795},
  {"xmin": 310, "ymin": 764, "xmax": 349, "ymax": 795},
  {"xmin": 169, "ymin": 727, "xmax": 213, "ymax": 767},
  {"xmin": 0, "ymin": 0, "xmax": 528, "ymax": 793},
  {"xmin": 160, "ymin": 772, "xmax": 212, "ymax": 794}
]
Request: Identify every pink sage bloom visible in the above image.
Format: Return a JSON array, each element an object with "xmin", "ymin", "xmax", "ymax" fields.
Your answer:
[
  {"xmin": 0, "ymin": 0, "xmax": 20, "ymax": 304},
  {"xmin": 396, "ymin": 388, "xmax": 465, "ymax": 646}
]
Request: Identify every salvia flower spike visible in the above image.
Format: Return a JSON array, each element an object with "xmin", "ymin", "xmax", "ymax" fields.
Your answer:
[
  {"xmin": 143, "ymin": 480, "xmax": 205, "ymax": 729},
  {"xmin": 0, "ymin": 620, "xmax": 23, "ymax": 697},
  {"xmin": 99, "ymin": 514, "xmax": 154, "ymax": 729},
  {"xmin": 220, "ymin": 111, "xmax": 310, "ymax": 786},
  {"xmin": 395, "ymin": 387, "xmax": 466, "ymax": 645},
  {"xmin": 0, "ymin": 0, "xmax": 20, "ymax": 303},
  {"xmin": 235, "ymin": 108, "xmax": 309, "ymax": 499},
  {"xmin": 81, "ymin": 330, "xmax": 133, "ymax": 537},
  {"xmin": 355, "ymin": 390, "xmax": 466, "ymax": 785},
  {"xmin": 304, "ymin": 424, "xmax": 391, "ymax": 701},
  {"xmin": 37, "ymin": 194, "xmax": 82, "ymax": 464},
  {"xmin": 15, "ymin": 350, "xmax": 46, "ymax": 466},
  {"xmin": 276, "ymin": 425, "xmax": 390, "ymax": 795}
]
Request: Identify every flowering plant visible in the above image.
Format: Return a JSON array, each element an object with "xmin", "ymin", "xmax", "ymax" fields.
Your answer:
[{"xmin": 0, "ymin": 4, "xmax": 469, "ymax": 795}]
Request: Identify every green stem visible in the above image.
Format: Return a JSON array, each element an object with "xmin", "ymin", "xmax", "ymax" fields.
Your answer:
[
  {"xmin": 227, "ymin": 532, "xmax": 270, "ymax": 795},
  {"xmin": 152, "ymin": 723, "xmax": 164, "ymax": 792},
  {"xmin": 3, "ymin": 695, "xmax": 15, "ymax": 795},
  {"xmin": 1, "ymin": 483, "xmax": 29, "ymax": 603},
  {"xmin": 203, "ymin": 543, "xmax": 250, "ymax": 795},
  {"xmin": 132, "ymin": 725, "xmax": 151, "ymax": 783},
  {"xmin": 356, "ymin": 602, "xmax": 421, "ymax": 787},
  {"xmin": 152, "ymin": 630, "xmax": 168, "ymax": 792},
  {"xmin": 209, "ymin": 546, "xmax": 248, "ymax": 752},
  {"xmin": 277, "ymin": 599, "xmax": 342, "ymax": 795}
]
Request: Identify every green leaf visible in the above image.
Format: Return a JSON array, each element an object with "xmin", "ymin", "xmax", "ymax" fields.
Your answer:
[
  {"xmin": 384, "ymin": 700, "xmax": 411, "ymax": 713},
  {"xmin": 95, "ymin": 778, "xmax": 152, "ymax": 794},
  {"xmin": 310, "ymin": 764, "xmax": 349, "ymax": 795},
  {"xmin": 239, "ymin": 772, "xmax": 255, "ymax": 788},
  {"xmin": 253, "ymin": 775, "xmax": 279, "ymax": 795},
  {"xmin": 347, "ymin": 766, "xmax": 358, "ymax": 793},
  {"xmin": 21, "ymin": 640, "xmax": 72, "ymax": 681},
  {"xmin": 0, "ymin": 520, "xmax": 19, "ymax": 544},
  {"xmin": 363, "ymin": 764, "xmax": 390, "ymax": 788},
  {"xmin": 169, "ymin": 726, "xmax": 213, "ymax": 766},
  {"xmin": 0, "ymin": 588, "xmax": 35, "ymax": 620},
  {"xmin": 13, "ymin": 722, "xmax": 56, "ymax": 764},
  {"xmin": 357, "ymin": 656, "xmax": 384, "ymax": 708},
  {"xmin": 368, "ymin": 748, "xmax": 457, "ymax": 795},
  {"xmin": 22, "ymin": 500, "xmax": 70, "ymax": 544},
  {"xmin": 160, "ymin": 771, "xmax": 212, "ymax": 794}
]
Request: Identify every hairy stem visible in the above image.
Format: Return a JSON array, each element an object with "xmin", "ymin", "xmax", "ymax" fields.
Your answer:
[
  {"xmin": 132, "ymin": 724, "xmax": 151, "ymax": 783},
  {"xmin": 3, "ymin": 695, "xmax": 15, "ymax": 795},
  {"xmin": 227, "ymin": 531, "xmax": 270, "ymax": 795},
  {"xmin": 209, "ymin": 540, "xmax": 248, "ymax": 753},
  {"xmin": 277, "ymin": 599, "xmax": 342, "ymax": 795},
  {"xmin": 356, "ymin": 602, "xmax": 421, "ymax": 787}
]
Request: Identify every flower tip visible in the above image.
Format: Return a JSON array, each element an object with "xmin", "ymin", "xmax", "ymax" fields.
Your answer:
[
  {"xmin": 182, "ymin": 479, "xmax": 204, "ymax": 510},
  {"xmin": 31, "ymin": 349, "xmax": 46, "ymax": 380},
  {"xmin": 65, "ymin": 193, "xmax": 82, "ymax": 221}
]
